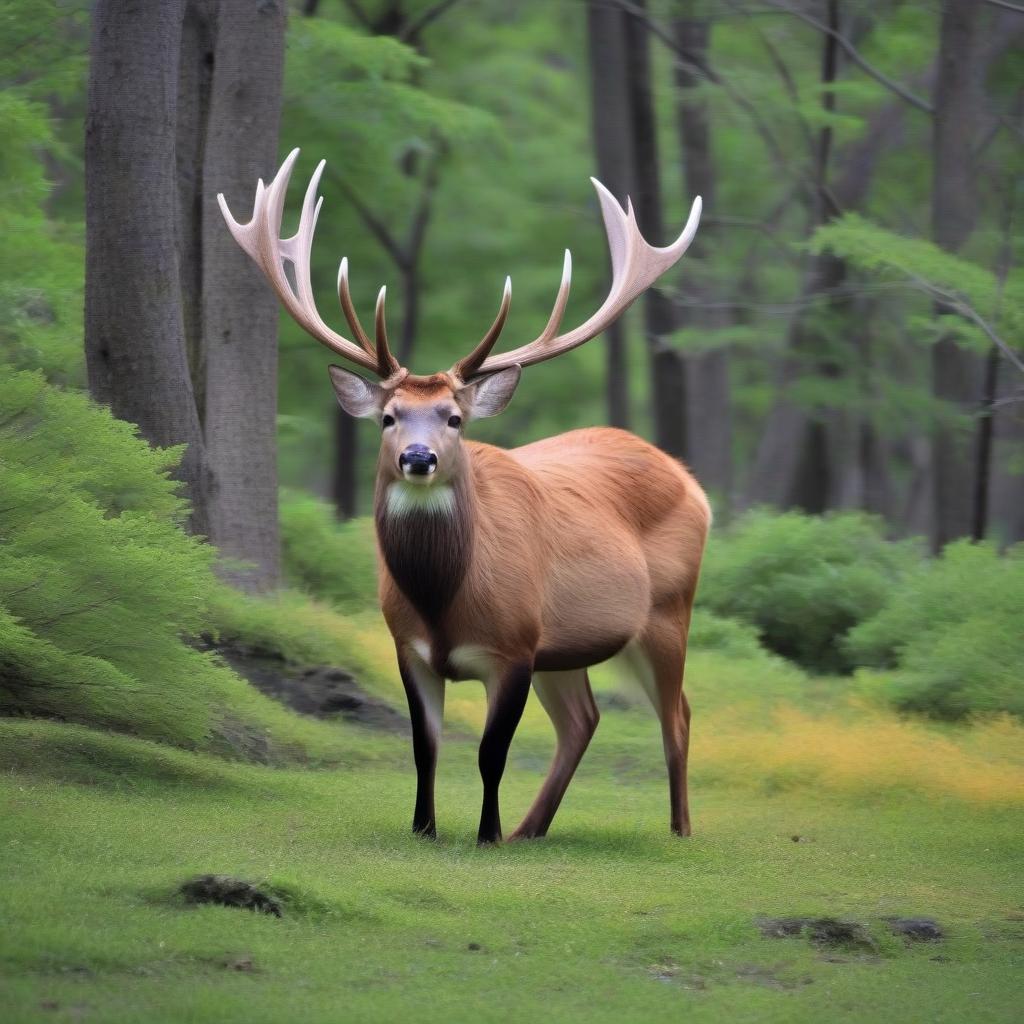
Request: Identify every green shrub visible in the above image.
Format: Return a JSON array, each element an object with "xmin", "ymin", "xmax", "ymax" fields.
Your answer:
[
  {"xmin": 279, "ymin": 489, "xmax": 378, "ymax": 612},
  {"xmin": 698, "ymin": 510, "xmax": 921, "ymax": 673},
  {"xmin": 847, "ymin": 541, "xmax": 1024, "ymax": 720},
  {"xmin": 687, "ymin": 609, "xmax": 771, "ymax": 663},
  {"xmin": 0, "ymin": 368, "xmax": 355, "ymax": 758}
]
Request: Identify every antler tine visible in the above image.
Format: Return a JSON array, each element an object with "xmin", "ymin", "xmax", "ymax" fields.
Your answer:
[
  {"xmin": 451, "ymin": 276, "xmax": 512, "ymax": 382},
  {"xmin": 374, "ymin": 286, "xmax": 401, "ymax": 378},
  {"xmin": 536, "ymin": 249, "xmax": 573, "ymax": 345},
  {"xmin": 337, "ymin": 258, "xmax": 375, "ymax": 356},
  {"xmin": 454, "ymin": 179, "xmax": 701, "ymax": 379},
  {"xmin": 217, "ymin": 149, "xmax": 385, "ymax": 377}
]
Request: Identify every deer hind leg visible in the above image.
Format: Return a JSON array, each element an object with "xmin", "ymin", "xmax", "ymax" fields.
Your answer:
[
  {"xmin": 509, "ymin": 670, "xmax": 600, "ymax": 841},
  {"xmin": 627, "ymin": 599, "xmax": 693, "ymax": 836}
]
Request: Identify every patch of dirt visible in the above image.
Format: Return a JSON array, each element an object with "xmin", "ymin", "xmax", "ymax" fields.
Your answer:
[
  {"xmin": 884, "ymin": 917, "xmax": 944, "ymax": 942},
  {"xmin": 200, "ymin": 636, "xmax": 408, "ymax": 734},
  {"xmin": 179, "ymin": 875, "xmax": 283, "ymax": 917},
  {"xmin": 216, "ymin": 954, "xmax": 257, "ymax": 972},
  {"xmin": 756, "ymin": 916, "xmax": 878, "ymax": 953},
  {"xmin": 646, "ymin": 958, "xmax": 812, "ymax": 991},
  {"xmin": 595, "ymin": 691, "xmax": 636, "ymax": 712},
  {"xmin": 733, "ymin": 964, "xmax": 814, "ymax": 990}
]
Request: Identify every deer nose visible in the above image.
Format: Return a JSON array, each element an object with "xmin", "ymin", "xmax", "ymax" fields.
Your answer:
[{"xmin": 399, "ymin": 444, "xmax": 438, "ymax": 476}]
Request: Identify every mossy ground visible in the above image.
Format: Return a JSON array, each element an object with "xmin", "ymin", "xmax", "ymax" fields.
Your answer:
[{"xmin": 2, "ymin": 645, "xmax": 1022, "ymax": 1023}]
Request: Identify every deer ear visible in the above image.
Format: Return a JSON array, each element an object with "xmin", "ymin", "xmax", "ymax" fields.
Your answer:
[
  {"xmin": 457, "ymin": 365, "xmax": 521, "ymax": 420},
  {"xmin": 328, "ymin": 365, "xmax": 384, "ymax": 419}
]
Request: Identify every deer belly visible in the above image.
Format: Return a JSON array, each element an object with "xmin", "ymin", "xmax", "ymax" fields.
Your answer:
[{"xmin": 535, "ymin": 548, "xmax": 650, "ymax": 671}]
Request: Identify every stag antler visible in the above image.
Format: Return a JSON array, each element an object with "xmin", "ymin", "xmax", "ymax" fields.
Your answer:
[
  {"xmin": 218, "ymin": 149, "xmax": 401, "ymax": 379},
  {"xmin": 451, "ymin": 180, "xmax": 702, "ymax": 381}
]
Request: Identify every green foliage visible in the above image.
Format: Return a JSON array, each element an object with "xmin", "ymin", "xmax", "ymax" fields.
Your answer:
[
  {"xmin": 2, "ymin": 669, "xmax": 1023, "ymax": 1021},
  {"xmin": 0, "ymin": 368, "xmax": 354, "ymax": 758},
  {"xmin": 687, "ymin": 608, "xmax": 773, "ymax": 663},
  {"xmin": 811, "ymin": 214, "xmax": 1024, "ymax": 342},
  {"xmin": 280, "ymin": 491, "xmax": 378, "ymax": 613},
  {"xmin": 848, "ymin": 541, "xmax": 1024, "ymax": 720},
  {"xmin": 0, "ymin": 92, "xmax": 84, "ymax": 380},
  {"xmin": 698, "ymin": 510, "xmax": 921, "ymax": 673}
]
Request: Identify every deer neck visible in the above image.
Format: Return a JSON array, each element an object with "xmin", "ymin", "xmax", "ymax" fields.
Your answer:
[{"xmin": 374, "ymin": 471, "xmax": 475, "ymax": 630}]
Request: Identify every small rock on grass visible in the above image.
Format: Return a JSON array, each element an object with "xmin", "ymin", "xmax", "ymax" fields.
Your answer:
[
  {"xmin": 884, "ymin": 917, "xmax": 944, "ymax": 942},
  {"xmin": 180, "ymin": 875, "xmax": 282, "ymax": 917},
  {"xmin": 756, "ymin": 916, "xmax": 878, "ymax": 952}
]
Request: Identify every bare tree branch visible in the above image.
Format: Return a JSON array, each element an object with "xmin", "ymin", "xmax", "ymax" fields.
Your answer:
[
  {"xmin": 756, "ymin": 0, "xmax": 934, "ymax": 113},
  {"xmin": 339, "ymin": 0, "xmax": 372, "ymax": 30},
  {"xmin": 606, "ymin": 0, "xmax": 818, "ymax": 206},
  {"xmin": 404, "ymin": 144, "xmax": 445, "ymax": 262},
  {"xmin": 397, "ymin": 0, "xmax": 465, "ymax": 43},
  {"xmin": 719, "ymin": 0, "xmax": 817, "ymax": 159},
  {"xmin": 983, "ymin": 0, "xmax": 1024, "ymax": 14},
  {"xmin": 328, "ymin": 171, "xmax": 409, "ymax": 270}
]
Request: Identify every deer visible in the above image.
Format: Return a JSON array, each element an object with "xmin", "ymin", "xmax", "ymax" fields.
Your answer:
[{"xmin": 219, "ymin": 149, "xmax": 710, "ymax": 845}]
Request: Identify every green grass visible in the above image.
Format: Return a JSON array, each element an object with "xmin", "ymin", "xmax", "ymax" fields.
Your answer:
[{"xmin": 1, "ymin": 650, "xmax": 1022, "ymax": 1023}]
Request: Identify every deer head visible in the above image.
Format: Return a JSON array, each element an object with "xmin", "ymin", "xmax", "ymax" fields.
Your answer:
[{"xmin": 218, "ymin": 149, "xmax": 701, "ymax": 493}]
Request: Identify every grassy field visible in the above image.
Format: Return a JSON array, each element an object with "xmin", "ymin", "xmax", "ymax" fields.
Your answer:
[{"xmin": 2, "ymin": 647, "xmax": 1023, "ymax": 1023}]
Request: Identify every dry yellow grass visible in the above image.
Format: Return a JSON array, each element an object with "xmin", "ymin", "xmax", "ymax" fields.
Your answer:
[
  {"xmin": 265, "ymin": 599, "xmax": 1024, "ymax": 809},
  {"xmin": 700, "ymin": 705, "xmax": 1024, "ymax": 806}
]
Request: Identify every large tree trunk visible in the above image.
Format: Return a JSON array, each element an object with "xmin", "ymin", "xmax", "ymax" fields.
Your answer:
[
  {"xmin": 672, "ymin": 10, "xmax": 733, "ymax": 507},
  {"xmin": 745, "ymin": 4, "xmax": 917, "ymax": 513},
  {"xmin": 176, "ymin": 0, "xmax": 216, "ymax": 416},
  {"xmin": 86, "ymin": 0, "xmax": 285, "ymax": 590},
  {"xmin": 929, "ymin": 0, "xmax": 984, "ymax": 549},
  {"xmin": 200, "ymin": 0, "xmax": 286, "ymax": 590},
  {"xmin": 586, "ymin": 0, "xmax": 634, "ymax": 430},
  {"xmin": 85, "ymin": 0, "xmax": 211, "ymax": 537},
  {"xmin": 624, "ymin": 0, "xmax": 686, "ymax": 458},
  {"xmin": 989, "ymin": 372, "xmax": 1024, "ymax": 545}
]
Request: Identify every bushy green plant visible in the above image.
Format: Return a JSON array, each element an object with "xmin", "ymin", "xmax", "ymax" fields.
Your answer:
[
  {"xmin": 697, "ymin": 510, "xmax": 921, "ymax": 673},
  {"xmin": 0, "ymin": 368, "xmax": 356, "ymax": 758},
  {"xmin": 687, "ymin": 609, "xmax": 772, "ymax": 663},
  {"xmin": 279, "ymin": 490, "xmax": 378, "ymax": 612},
  {"xmin": 847, "ymin": 541, "xmax": 1024, "ymax": 719}
]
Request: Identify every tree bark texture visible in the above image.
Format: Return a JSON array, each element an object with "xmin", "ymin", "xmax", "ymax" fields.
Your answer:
[
  {"xmin": 624, "ymin": 0, "xmax": 687, "ymax": 459},
  {"xmin": 586, "ymin": 0, "xmax": 634, "ymax": 430},
  {"xmin": 200, "ymin": 0, "xmax": 286, "ymax": 590},
  {"xmin": 929, "ymin": 0, "xmax": 984, "ymax": 549},
  {"xmin": 989, "ymin": 367, "xmax": 1024, "ymax": 545},
  {"xmin": 672, "ymin": 9, "xmax": 733, "ymax": 508},
  {"xmin": 745, "ymin": 1, "xmax": 906, "ymax": 514},
  {"xmin": 332, "ymin": 407, "xmax": 359, "ymax": 520},
  {"xmin": 85, "ymin": 0, "xmax": 211, "ymax": 536},
  {"xmin": 86, "ymin": 0, "xmax": 285, "ymax": 590}
]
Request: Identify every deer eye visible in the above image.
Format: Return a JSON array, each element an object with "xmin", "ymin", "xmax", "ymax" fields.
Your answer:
[
  {"xmin": 382, "ymin": 414, "xmax": 395, "ymax": 428},
  {"xmin": 448, "ymin": 415, "xmax": 462, "ymax": 429}
]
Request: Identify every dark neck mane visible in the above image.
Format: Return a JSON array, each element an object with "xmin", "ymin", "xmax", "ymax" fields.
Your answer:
[{"xmin": 374, "ymin": 476, "xmax": 473, "ymax": 630}]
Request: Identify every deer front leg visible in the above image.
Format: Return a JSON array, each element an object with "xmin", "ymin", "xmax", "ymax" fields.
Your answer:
[
  {"xmin": 397, "ymin": 646, "xmax": 445, "ymax": 838},
  {"xmin": 477, "ymin": 660, "xmax": 533, "ymax": 844}
]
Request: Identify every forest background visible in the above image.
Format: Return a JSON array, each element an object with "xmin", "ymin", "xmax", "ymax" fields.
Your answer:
[{"xmin": 2, "ymin": 2, "xmax": 1024, "ymax": 1021}]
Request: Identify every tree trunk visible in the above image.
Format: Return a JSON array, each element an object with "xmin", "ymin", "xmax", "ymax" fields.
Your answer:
[
  {"xmin": 86, "ymin": 0, "xmax": 285, "ymax": 590},
  {"xmin": 672, "ymin": 9, "xmax": 733, "ymax": 507},
  {"xmin": 586, "ymin": 0, "xmax": 634, "ymax": 430},
  {"xmin": 332, "ymin": 408, "xmax": 360, "ymax": 520},
  {"xmin": 200, "ymin": 0, "xmax": 286, "ymax": 590},
  {"xmin": 745, "ymin": 1, "xmax": 899, "ymax": 513},
  {"xmin": 176, "ymin": 0, "xmax": 216, "ymax": 420},
  {"xmin": 989, "ymin": 369, "xmax": 1024, "ymax": 545},
  {"xmin": 85, "ymin": 0, "xmax": 211, "ymax": 537},
  {"xmin": 624, "ymin": 0, "xmax": 686, "ymax": 458},
  {"xmin": 930, "ymin": 0, "xmax": 984, "ymax": 549}
]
